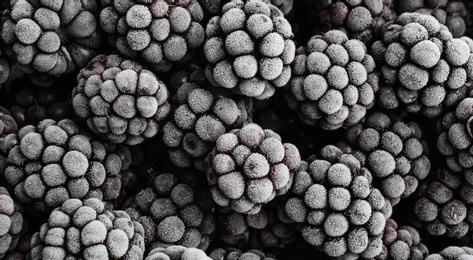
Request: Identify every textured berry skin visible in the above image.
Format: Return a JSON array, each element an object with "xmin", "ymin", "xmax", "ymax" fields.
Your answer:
[
  {"xmin": 376, "ymin": 219, "xmax": 428, "ymax": 260},
  {"xmin": 437, "ymin": 97, "xmax": 473, "ymax": 173},
  {"xmin": 72, "ymin": 54, "xmax": 171, "ymax": 146},
  {"xmin": 0, "ymin": 187, "xmax": 26, "ymax": 259},
  {"xmin": 345, "ymin": 112, "xmax": 431, "ymax": 206},
  {"xmin": 2, "ymin": 119, "xmax": 130, "ymax": 215},
  {"xmin": 163, "ymin": 74, "xmax": 251, "ymax": 171},
  {"xmin": 372, "ymin": 12, "xmax": 473, "ymax": 117},
  {"xmin": 425, "ymin": 246, "xmax": 473, "ymax": 260},
  {"xmin": 209, "ymin": 248, "xmax": 277, "ymax": 260},
  {"xmin": 124, "ymin": 171, "xmax": 216, "ymax": 250},
  {"xmin": 206, "ymin": 123, "xmax": 301, "ymax": 215},
  {"xmin": 285, "ymin": 30, "xmax": 377, "ymax": 130},
  {"xmin": 0, "ymin": 107, "xmax": 18, "ymax": 137},
  {"xmin": 203, "ymin": 0, "xmax": 295, "ymax": 99},
  {"xmin": 145, "ymin": 246, "xmax": 211, "ymax": 260},
  {"xmin": 99, "ymin": 0, "xmax": 205, "ymax": 72},
  {"xmin": 1, "ymin": 0, "xmax": 104, "ymax": 75},
  {"xmin": 284, "ymin": 145, "xmax": 386, "ymax": 259},
  {"xmin": 29, "ymin": 198, "xmax": 145, "ymax": 259}
]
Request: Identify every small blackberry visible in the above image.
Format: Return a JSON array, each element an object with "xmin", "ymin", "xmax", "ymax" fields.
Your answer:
[
  {"xmin": 2, "ymin": 119, "xmax": 130, "ymax": 215},
  {"xmin": 345, "ymin": 112, "xmax": 431, "ymax": 205},
  {"xmin": 206, "ymin": 123, "xmax": 301, "ymax": 215},
  {"xmin": 99, "ymin": 0, "xmax": 205, "ymax": 72},
  {"xmin": 29, "ymin": 198, "xmax": 145, "ymax": 259},
  {"xmin": 163, "ymin": 82, "xmax": 251, "ymax": 171},
  {"xmin": 146, "ymin": 246, "xmax": 211, "ymax": 260},
  {"xmin": 284, "ymin": 145, "xmax": 386, "ymax": 258},
  {"xmin": 284, "ymin": 30, "xmax": 377, "ymax": 130},
  {"xmin": 1, "ymin": 0, "xmax": 104, "ymax": 75},
  {"xmin": 72, "ymin": 54, "xmax": 171, "ymax": 146},
  {"xmin": 209, "ymin": 248, "xmax": 277, "ymax": 260},
  {"xmin": 0, "ymin": 187, "xmax": 26, "ymax": 259},
  {"xmin": 372, "ymin": 12, "xmax": 473, "ymax": 117},
  {"xmin": 203, "ymin": 0, "xmax": 295, "ymax": 99},
  {"xmin": 124, "ymin": 171, "xmax": 216, "ymax": 250}
]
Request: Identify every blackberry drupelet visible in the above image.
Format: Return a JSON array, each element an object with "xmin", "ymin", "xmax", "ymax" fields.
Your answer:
[
  {"xmin": 2, "ymin": 119, "xmax": 131, "ymax": 215},
  {"xmin": 205, "ymin": 122, "xmax": 301, "ymax": 215},
  {"xmin": 72, "ymin": 54, "xmax": 171, "ymax": 146},
  {"xmin": 284, "ymin": 145, "xmax": 386, "ymax": 258},
  {"xmin": 1, "ymin": 0, "xmax": 104, "ymax": 75},
  {"xmin": 425, "ymin": 246, "xmax": 473, "ymax": 259},
  {"xmin": 29, "ymin": 198, "xmax": 145, "ymax": 259},
  {"xmin": 209, "ymin": 248, "xmax": 277, "ymax": 260},
  {"xmin": 203, "ymin": 0, "xmax": 295, "ymax": 99},
  {"xmin": 345, "ymin": 112, "xmax": 431, "ymax": 205},
  {"xmin": 99, "ymin": 0, "xmax": 205, "ymax": 72},
  {"xmin": 284, "ymin": 30, "xmax": 378, "ymax": 130},
  {"xmin": 372, "ymin": 12, "xmax": 473, "ymax": 117},
  {"xmin": 0, "ymin": 187, "xmax": 26, "ymax": 259},
  {"xmin": 145, "ymin": 246, "xmax": 211, "ymax": 260},
  {"xmin": 124, "ymin": 171, "xmax": 216, "ymax": 250}
]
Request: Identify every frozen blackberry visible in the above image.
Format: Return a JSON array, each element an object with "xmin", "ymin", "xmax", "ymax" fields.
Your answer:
[
  {"xmin": 146, "ymin": 246, "xmax": 211, "ymax": 260},
  {"xmin": 29, "ymin": 198, "xmax": 145, "ymax": 259},
  {"xmin": 1, "ymin": 0, "xmax": 104, "ymax": 75},
  {"xmin": 262, "ymin": 0, "xmax": 293, "ymax": 16},
  {"xmin": 203, "ymin": 0, "xmax": 295, "ymax": 99},
  {"xmin": 284, "ymin": 145, "xmax": 386, "ymax": 258},
  {"xmin": 0, "ymin": 50, "xmax": 10, "ymax": 89},
  {"xmin": 396, "ymin": 0, "xmax": 471, "ymax": 38},
  {"xmin": 0, "ymin": 187, "xmax": 26, "ymax": 259},
  {"xmin": 345, "ymin": 112, "xmax": 430, "ymax": 205},
  {"xmin": 425, "ymin": 246, "xmax": 473, "ymax": 259},
  {"xmin": 413, "ymin": 168, "xmax": 473, "ymax": 238},
  {"xmin": 376, "ymin": 218, "xmax": 428, "ymax": 260},
  {"xmin": 163, "ymin": 83, "xmax": 251, "ymax": 171},
  {"xmin": 209, "ymin": 248, "xmax": 277, "ymax": 260},
  {"xmin": 435, "ymin": 97, "xmax": 473, "ymax": 173},
  {"xmin": 200, "ymin": 0, "xmax": 293, "ymax": 16},
  {"xmin": 372, "ymin": 12, "xmax": 473, "ymax": 117},
  {"xmin": 0, "ymin": 107, "xmax": 18, "ymax": 137},
  {"xmin": 284, "ymin": 30, "xmax": 378, "ymax": 130},
  {"xmin": 2, "ymin": 119, "xmax": 130, "ymax": 215},
  {"xmin": 72, "ymin": 54, "xmax": 171, "ymax": 146},
  {"xmin": 99, "ymin": 0, "xmax": 205, "ymax": 72},
  {"xmin": 205, "ymin": 123, "xmax": 301, "ymax": 215},
  {"xmin": 2, "ymin": 232, "xmax": 33, "ymax": 260},
  {"xmin": 124, "ymin": 171, "xmax": 216, "ymax": 250}
]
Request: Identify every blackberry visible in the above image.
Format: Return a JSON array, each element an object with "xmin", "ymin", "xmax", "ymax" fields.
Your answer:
[
  {"xmin": 2, "ymin": 119, "xmax": 130, "ymax": 215},
  {"xmin": 163, "ymin": 83, "xmax": 251, "ymax": 171},
  {"xmin": 284, "ymin": 145, "xmax": 386, "ymax": 258},
  {"xmin": 199, "ymin": 0, "xmax": 293, "ymax": 16},
  {"xmin": 0, "ymin": 107, "xmax": 18, "ymax": 137},
  {"xmin": 209, "ymin": 248, "xmax": 277, "ymax": 260},
  {"xmin": 345, "ymin": 112, "xmax": 431, "ymax": 205},
  {"xmin": 124, "ymin": 171, "xmax": 216, "ymax": 250},
  {"xmin": 146, "ymin": 246, "xmax": 211, "ymax": 260},
  {"xmin": 1, "ymin": 0, "xmax": 104, "ymax": 75},
  {"xmin": 0, "ymin": 187, "xmax": 26, "ymax": 259},
  {"xmin": 203, "ymin": 0, "xmax": 295, "ymax": 99},
  {"xmin": 206, "ymin": 123, "xmax": 301, "ymax": 215},
  {"xmin": 284, "ymin": 30, "xmax": 377, "ymax": 130},
  {"xmin": 377, "ymin": 218, "xmax": 428, "ymax": 260},
  {"xmin": 99, "ymin": 0, "xmax": 205, "ymax": 72},
  {"xmin": 2, "ymin": 233, "xmax": 33, "ymax": 260},
  {"xmin": 372, "ymin": 12, "xmax": 473, "ymax": 117},
  {"xmin": 436, "ymin": 97, "xmax": 473, "ymax": 173},
  {"xmin": 0, "ymin": 50, "xmax": 10, "ymax": 89},
  {"xmin": 29, "ymin": 198, "xmax": 145, "ymax": 259},
  {"xmin": 425, "ymin": 246, "xmax": 473, "ymax": 259},
  {"xmin": 396, "ymin": 0, "xmax": 471, "ymax": 38},
  {"xmin": 72, "ymin": 54, "xmax": 171, "ymax": 146}
]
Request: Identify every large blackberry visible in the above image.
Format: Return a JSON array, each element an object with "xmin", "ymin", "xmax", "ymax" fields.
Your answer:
[
  {"xmin": 345, "ymin": 112, "xmax": 431, "ymax": 205},
  {"xmin": 72, "ymin": 54, "xmax": 171, "ymax": 146},
  {"xmin": 99, "ymin": 0, "xmax": 205, "ymax": 72},
  {"xmin": 124, "ymin": 171, "xmax": 216, "ymax": 250},
  {"xmin": 206, "ymin": 123, "xmax": 301, "ymax": 215},
  {"xmin": 163, "ymin": 81, "xmax": 251, "ymax": 171},
  {"xmin": 284, "ymin": 145, "xmax": 386, "ymax": 258},
  {"xmin": 284, "ymin": 30, "xmax": 377, "ymax": 130},
  {"xmin": 209, "ymin": 248, "xmax": 277, "ymax": 260},
  {"xmin": 436, "ymin": 97, "xmax": 473, "ymax": 173},
  {"xmin": 377, "ymin": 218, "xmax": 428, "ymax": 260},
  {"xmin": 1, "ymin": 119, "xmax": 131, "ymax": 215},
  {"xmin": 372, "ymin": 12, "xmax": 473, "ymax": 117},
  {"xmin": 199, "ymin": 0, "xmax": 293, "ymax": 16},
  {"xmin": 0, "ymin": 187, "xmax": 26, "ymax": 259},
  {"xmin": 29, "ymin": 198, "xmax": 145, "ymax": 259},
  {"xmin": 203, "ymin": 0, "xmax": 295, "ymax": 99},
  {"xmin": 1, "ymin": 0, "xmax": 104, "ymax": 75},
  {"xmin": 425, "ymin": 246, "xmax": 473, "ymax": 259},
  {"xmin": 146, "ymin": 246, "xmax": 210, "ymax": 260}
]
